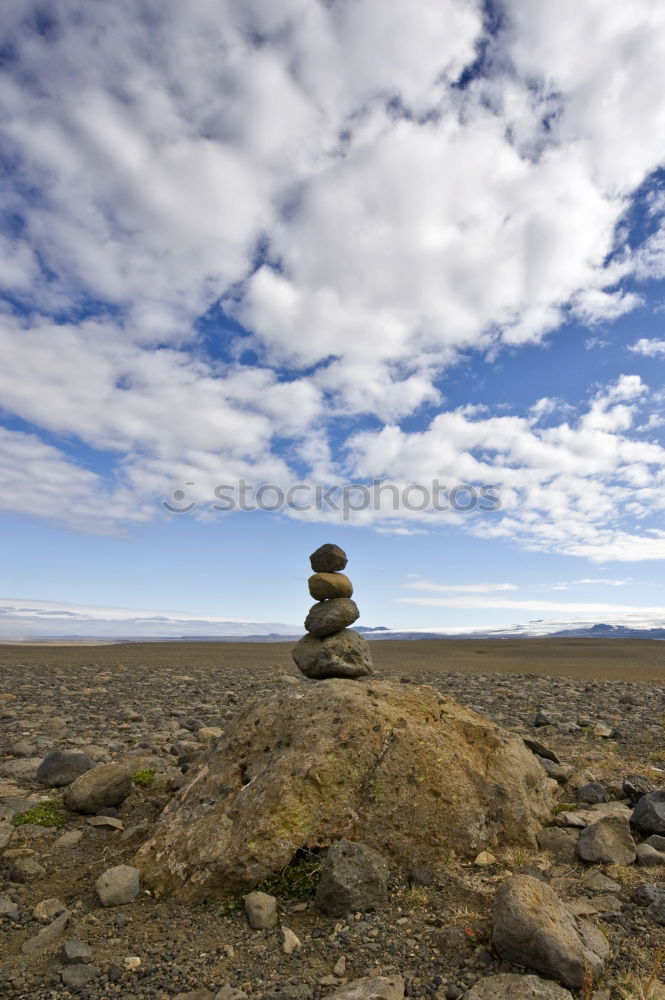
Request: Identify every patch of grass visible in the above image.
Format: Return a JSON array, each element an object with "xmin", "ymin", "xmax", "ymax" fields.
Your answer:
[
  {"xmin": 13, "ymin": 800, "xmax": 65, "ymax": 828},
  {"xmin": 553, "ymin": 802, "xmax": 578, "ymax": 814},
  {"xmin": 132, "ymin": 768, "xmax": 156, "ymax": 787},
  {"xmin": 616, "ymin": 947, "xmax": 665, "ymax": 1000},
  {"xmin": 404, "ymin": 885, "xmax": 430, "ymax": 907},
  {"xmin": 256, "ymin": 848, "xmax": 323, "ymax": 901}
]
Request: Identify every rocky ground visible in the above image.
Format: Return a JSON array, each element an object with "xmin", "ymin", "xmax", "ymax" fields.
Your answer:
[{"xmin": 1, "ymin": 641, "xmax": 665, "ymax": 1000}]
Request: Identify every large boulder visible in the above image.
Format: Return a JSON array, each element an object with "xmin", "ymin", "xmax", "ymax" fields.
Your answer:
[
  {"xmin": 293, "ymin": 629, "xmax": 373, "ymax": 679},
  {"xmin": 134, "ymin": 680, "xmax": 555, "ymax": 901},
  {"xmin": 492, "ymin": 875, "xmax": 609, "ymax": 988},
  {"xmin": 305, "ymin": 598, "xmax": 359, "ymax": 637}
]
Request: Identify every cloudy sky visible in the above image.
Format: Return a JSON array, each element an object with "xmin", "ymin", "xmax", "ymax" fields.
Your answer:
[{"xmin": 2, "ymin": 0, "xmax": 665, "ymax": 637}]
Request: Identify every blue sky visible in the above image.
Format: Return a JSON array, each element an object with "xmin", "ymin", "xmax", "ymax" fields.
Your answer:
[{"xmin": 2, "ymin": 1, "xmax": 665, "ymax": 637}]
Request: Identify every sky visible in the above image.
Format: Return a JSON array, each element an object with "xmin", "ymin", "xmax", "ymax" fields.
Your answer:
[{"xmin": 2, "ymin": 0, "xmax": 665, "ymax": 638}]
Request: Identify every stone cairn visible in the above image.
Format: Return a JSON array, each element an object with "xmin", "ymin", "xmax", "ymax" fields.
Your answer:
[{"xmin": 292, "ymin": 543, "xmax": 373, "ymax": 679}]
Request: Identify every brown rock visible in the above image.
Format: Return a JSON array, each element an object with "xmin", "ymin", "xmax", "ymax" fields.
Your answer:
[
  {"xmin": 575, "ymin": 815, "xmax": 636, "ymax": 865},
  {"xmin": 134, "ymin": 680, "xmax": 555, "ymax": 901},
  {"xmin": 305, "ymin": 598, "xmax": 359, "ymax": 637},
  {"xmin": 63, "ymin": 763, "xmax": 132, "ymax": 815},
  {"xmin": 308, "ymin": 572, "xmax": 353, "ymax": 600},
  {"xmin": 310, "ymin": 543, "xmax": 348, "ymax": 573}
]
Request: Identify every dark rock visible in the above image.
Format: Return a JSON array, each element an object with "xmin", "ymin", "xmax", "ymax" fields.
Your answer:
[
  {"xmin": 632, "ymin": 883, "xmax": 665, "ymax": 906},
  {"xmin": 575, "ymin": 816, "xmax": 636, "ymax": 865},
  {"xmin": 631, "ymin": 791, "xmax": 665, "ymax": 834},
  {"xmin": 37, "ymin": 750, "xmax": 93, "ymax": 787},
  {"xmin": 523, "ymin": 740, "xmax": 560, "ymax": 764},
  {"xmin": 316, "ymin": 839, "xmax": 388, "ymax": 916},
  {"xmin": 309, "ymin": 544, "xmax": 348, "ymax": 573},
  {"xmin": 577, "ymin": 783, "xmax": 608, "ymax": 805},
  {"xmin": 61, "ymin": 939, "xmax": 92, "ymax": 964},
  {"xmin": 304, "ymin": 598, "xmax": 359, "ymax": 638},
  {"xmin": 60, "ymin": 965, "xmax": 100, "ymax": 989},
  {"xmin": 623, "ymin": 774, "xmax": 656, "ymax": 804}
]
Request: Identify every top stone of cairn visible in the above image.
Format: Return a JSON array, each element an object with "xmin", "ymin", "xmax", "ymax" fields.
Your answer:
[{"xmin": 309, "ymin": 542, "xmax": 348, "ymax": 574}]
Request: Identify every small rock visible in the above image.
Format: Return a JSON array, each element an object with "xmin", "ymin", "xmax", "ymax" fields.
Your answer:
[
  {"xmin": 321, "ymin": 975, "xmax": 404, "ymax": 1000},
  {"xmin": 215, "ymin": 986, "xmax": 248, "ymax": 1000},
  {"xmin": 63, "ymin": 763, "xmax": 133, "ymax": 815},
  {"xmin": 534, "ymin": 711, "xmax": 553, "ymax": 728},
  {"xmin": 124, "ymin": 956, "xmax": 142, "ymax": 971},
  {"xmin": 197, "ymin": 727, "xmax": 223, "ymax": 744},
  {"xmin": 593, "ymin": 723, "xmax": 613, "ymax": 738},
  {"xmin": 536, "ymin": 758, "xmax": 574, "ymax": 783},
  {"xmin": 554, "ymin": 811, "xmax": 588, "ymax": 829},
  {"xmin": 95, "ymin": 864, "xmax": 140, "ymax": 906},
  {"xmin": 87, "ymin": 815, "xmax": 124, "ymax": 830},
  {"xmin": 536, "ymin": 827, "xmax": 579, "ymax": 862},
  {"xmin": 580, "ymin": 872, "xmax": 621, "ymax": 893},
  {"xmin": 60, "ymin": 965, "xmax": 100, "ymax": 989},
  {"xmin": 171, "ymin": 992, "xmax": 216, "ymax": 1000},
  {"xmin": 632, "ymin": 791, "xmax": 665, "ymax": 835},
  {"xmin": 463, "ymin": 974, "xmax": 573, "ymax": 1000},
  {"xmin": 636, "ymin": 843, "xmax": 665, "ymax": 866},
  {"xmin": 576, "ymin": 815, "xmax": 636, "ymax": 865},
  {"xmin": 623, "ymin": 774, "xmax": 656, "ymax": 805},
  {"xmin": 523, "ymin": 740, "xmax": 560, "ymax": 764},
  {"xmin": 282, "ymin": 925, "xmax": 302, "ymax": 953},
  {"xmin": 334, "ymin": 956, "xmax": 347, "ymax": 977},
  {"xmin": 33, "ymin": 898, "xmax": 67, "ymax": 923},
  {"xmin": 0, "ymin": 896, "xmax": 19, "ymax": 920},
  {"xmin": 244, "ymin": 890, "xmax": 278, "ymax": 929},
  {"xmin": 577, "ymin": 783, "xmax": 608, "ymax": 805},
  {"xmin": 61, "ymin": 939, "xmax": 92, "ymax": 964},
  {"xmin": 474, "ymin": 851, "xmax": 497, "ymax": 866},
  {"xmin": 645, "ymin": 835, "xmax": 665, "ymax": 852},
  {"xmin": 316, "ymin": 839, "xmax": 388, "ymax": 916},
  {"xmin": 9, "ymin": 857, "xmax": 47, "ymax": 882},
  {"xmin": 633, "ymin": 883, "xmax": 665, "ymax": 906},
  {"xmin": 37, "ymin": 750, "xmax": 93, "ymax": 787},
  {"xmin": 54, "ymin": 829, "xmax": 83, "ymax": 848},
  {"xmin": 21, "ymin": 910, "xmax": 71, "ymax": 954}
]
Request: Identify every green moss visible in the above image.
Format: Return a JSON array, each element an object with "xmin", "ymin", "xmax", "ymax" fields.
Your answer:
[
  {"xmin": 13, "ymin": 800, "xmax": 65, "ymax": 828},
  {"xmin": 553, "ymin": 802, "xmax": 577, "ymax": 814},
  {"xmin": 132, "ymin": 768, "xmax": 157, "ymax": 787},
  {"xmin": 256, "ymin": 849, "xmax": 323, "ymax": 900}
]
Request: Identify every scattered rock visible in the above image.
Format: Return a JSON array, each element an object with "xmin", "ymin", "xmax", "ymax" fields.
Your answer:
[
  {"xmin": 63, "ymin": 763, "xmax": 133, "ymax": 814},
  {"xmin": 36, "ymin": 750, "xmax": 93, "ymax": 787},
  {"xmin": 21, "ymin": 910, "xmax": 71, "ymax": 954},
  {"xmin": 54, "ymin": 829, "xmax": 84, "ymax": 848},
  {"xmin": 577, "ymin": 783, "xmax": 608, "ymax": 805},
  {"xmin": 321, "ymin": 975, "xmax": 405, "ymax": 1000},
  {"xmin": 33, "ymin": 898, "xmax": 67, "ymax": 923},
  {"xmin": 95, "ymin": 864, "xmax": 141, "ymax": 906},
  {"xmin": 0, "ymin": 896, "xmax": 19, "ymax": 920},
  {"xmin": 492, "ymin": 874, "xmax": 608, "ymax": 988},
  {"xmin": 244, "ymin": 891, "xmax": 278, "ymax": 929},
  {"xmin": 575, "ymin": 815, "xmax": 636, "ymax": 865},
  {"xmin": 61, "ymin": 939, "xmax": 92, "ymax": 964},
  {"xmin": 61, "ymin": 965, "xmax": 100, "ymax": 989},
  {"xmin": 9, "ymin": 856, "xmax": 47, "ymax": 882},
  {"xmin": 316, "ymin": 839, "xmax": 388, "ymax": 916},
  {"xmin": 463, "ymin": 974, "xmax": 573, "ymax": 1000},
  {"xmin": 631, "ymin": 791, "xmax": 665, "ymax": 834},
  {"xmin": 281, "ymin": 925, "xmax": 302, "ymax": 953}
]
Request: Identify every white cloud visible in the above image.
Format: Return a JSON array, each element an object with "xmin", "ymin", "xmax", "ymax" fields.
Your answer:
[
  {"xmin": 630, "ymin": 338, "xmax": 665, "ymax": 357},
  {"xmin": 404, "ymin": 579, "xmax": 518, "ymax": 593},
  {"xmin": 396, "ymin": 596, "xmax": 665, "ymax": 614},
  {"xmin": 1, "ymin": 1, "xmax": 665, "ymax": 556}
]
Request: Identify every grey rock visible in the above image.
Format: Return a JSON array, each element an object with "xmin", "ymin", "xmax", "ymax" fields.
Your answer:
[
  {"xmin": 63, "ymin": 763, "xmax": 132, "ymax": 814},
  {"xmin": 577, "ymin": 783, "xmax": 608, "ymax": 805},
  {"xmin": 54, "ymin": 830, "xmax": 84, "ymax": 848},
  {"xmin": 293, "ymin": 628, "xmax": 373, "ymax": 679},
  {"xmin": 631, "ymin": 791, "xmax": 665, "ymax": 835},
  {"xmin": 310, "ymin": 544, "xmax": 348, "ymax": 573},
  {"xmin": 647, "ymin": 897, "xmax": 665, "ymax": 925},
  {"xmin": 623, "ymin": 774, "xmax": 656, "ymax": 804},
  {"xmin": 645, "ymin": 835, "xmax": 665, "ymax": 852},
  {"xmin": 61, "ymin": 939, "xmax": 92, "ymax": 964},
  {"xmin": 636, "ymin": 843, "xmax": 665, "ymax": 867},
  {"xmin": 580, "ymin": 872, "xmax": 621, "ymax": 893},
  {"xmin": 464, "ymin": 974, "xmax": 573, "ymax": 1000},
  {"xmin": 316, "ymin": 838, "xmax": 388, "ymax": 916},
  {"xmin": 492, "ymin": 875, "xmax": 607, "ymax": 988},
  {"xmin": 9, "ymin": 857, "xmax": 47, "ymax": 882},
  {"xmin": 95, "ymin": 864, "xmax": 140, "ymax": 906},
  {"xmin": 60, "ymin": 965, "xmax": 100, "ymax": 989},
  {"xmin": 534, "ymin": 711, "xmax": 553, "ymax": 728},
  {"xmin": 536, "ymin": 758, "xmax": 573, "ymax": 783},
  {"xmin": 304, "ymin": 599, "xmax": 360, "ymax": 638},
  {"xmin": 21, "ymin": 910, "xmax": 71, "ymax": 954},
  {"xmin": 0, "ymin": 756, "xmax": 42, "ymax": 780},
  {"xmin": 321, "ymin": 976, "xmax": 404, "ymax": 1000},
  {"xmin": 632, "ymin": 883, "xmax": 665, "ymax": 906},
  {"xmin": 0, "ymin": 896, "xmax": 19, "ymax": 920},
  {"xmin": 523, "ymin": 740, "xmax": 560, "ymax": 764},
  {"xmin": 536, "ymin": 827, "xmax": 579, "ymax": 861},
  {"xmin": 244, "ymin": 890, "xmax": 278, "ymax": 929},
  {"xmin": 37, "ymin": 750, "xmax": 93, "ymax": 787},
  {"xmin": 575, "ymin": 815, "xmax": 636, "ymax": 865}
]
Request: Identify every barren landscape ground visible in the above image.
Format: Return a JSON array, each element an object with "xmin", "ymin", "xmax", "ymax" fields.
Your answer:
[{"xmin": 1, "ymin": 639, "xmax": 665, "ymax": 1000}]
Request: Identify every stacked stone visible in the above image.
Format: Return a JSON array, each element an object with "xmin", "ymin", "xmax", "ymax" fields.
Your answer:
[{"xmin": 292, "ymin": 543, "xmax": 373, "ymax": 679}]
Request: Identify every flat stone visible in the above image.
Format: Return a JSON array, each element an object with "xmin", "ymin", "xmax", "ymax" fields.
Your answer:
[
  {"xmin": 54, "ymin": 830, "xmax": 84, "ymax": 848},
  {"xmin": 21, "ymin": 910, "xmax": 71, "ymax": 954},
  {"xmin": 61, "ymin": 965, "xmax": 100, "ymax": 989},
  {"xmin": 464, "ymin": 974, "xmax": 573, "ymax": 1000},
  {"xmin": 87, "ymin": 815, "xmax": 124, "ymax": 830},
  {"xmin": 61, "ymin": 939, "xmax": 93, "ymax": 964}
]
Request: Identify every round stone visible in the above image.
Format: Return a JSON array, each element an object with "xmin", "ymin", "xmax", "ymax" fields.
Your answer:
[
  {"xmin": 304, "ymin": 598, "xmax": 359, "ymax": 637},
  {"xmin": 309, "ymin": 543, "xmax": 348, "ymax": 573},
  {"xmin": 308, "ymin": 572, "xmax": 353, "ymax": 600}
]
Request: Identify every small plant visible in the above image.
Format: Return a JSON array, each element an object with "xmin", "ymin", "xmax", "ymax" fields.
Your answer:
[
  {"xmin": 13, "ymin": 800, "xmax": 65, "ymax": 828},
  {"xmin": 404, "ymin": 885, "xmax": 430, "ymax": 907},
  {"xmin": 616, "ymin": 947, "xmax": 665, "ymax": 1000},
  {"xmin": 256, "ymin": 848, "xmax": 323, "ymax": 900},
  {"xmin": 132, "ymin": 768, "xmax": 156, "ymax": 788},
  {"xmin": 553, "ymin": 802, "xmax": 578, "ymax": 814}
]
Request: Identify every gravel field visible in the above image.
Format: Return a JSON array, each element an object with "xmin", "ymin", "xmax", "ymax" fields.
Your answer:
[{"xmin": 1, "ymin": 640, "xmax": 665, "ymax": 1000}]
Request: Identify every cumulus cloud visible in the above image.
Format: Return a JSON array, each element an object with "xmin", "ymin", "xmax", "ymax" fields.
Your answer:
[
  {"xmin": 630, "ymin": 338, "xmax": 665, "ymax": 357},
  {"xmin": 1, "ymin": 1, "xmax": 665, "ymax": 554}
]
